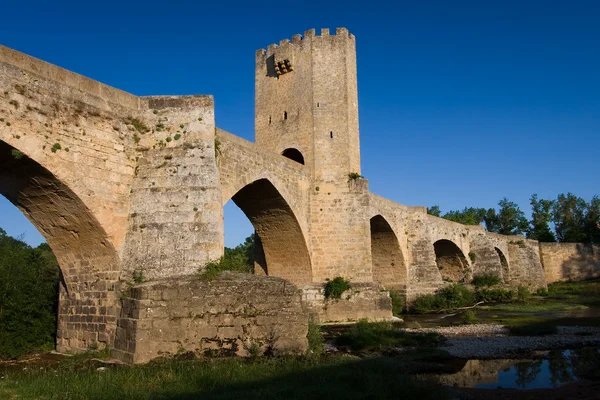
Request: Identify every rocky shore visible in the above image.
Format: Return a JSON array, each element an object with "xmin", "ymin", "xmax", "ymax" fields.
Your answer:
[{"xmin": 406, "ymin": 324, "xmax": 600, "ymax": 359}]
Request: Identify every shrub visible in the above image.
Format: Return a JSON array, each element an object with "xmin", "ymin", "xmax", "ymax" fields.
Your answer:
[
  {"xmin": 468, "ymin": 252, "xmax": 477, "ymax": 263},
  {"xmin": 475, "ymin": 287, "xmax": 515, "ymax": 303},
  {"xmin": 388, "ymin": 290, "xmax": 403, "ymax": 316},
  {"xmin": 306, "ymin": 319, "xmax": 324, "ymax": 358},
  {"xmin": 471, "ymin": 272, "xmax": 501, "ymax": 287},
  {"xmin": 410, "ymin": 294, "xmax": 439, "ymax": 314},
  {"xmin": 409, "ymin": 284, "xmax": 475, "ymax": 313},
  {"xmin": 535, "ymin": 287, "xmax": 549, "ymax": 297},
  {"xmin": 126, "ymin": 117, "xmax": 149, "ymax": 133},
  {"xmin": 517, "ymin": 286, "xmax": 531, "ymax": 302},
  {"xmin": 324, "ymin": 277, "xmax": 351, "ymax": 300},
  {"xmin": 51, "ymin": 143, "xmax": 61, "ymax": 153},
  {"xmin": 348, "ymin": 172, "xmax": 362, "ymax": 180}
]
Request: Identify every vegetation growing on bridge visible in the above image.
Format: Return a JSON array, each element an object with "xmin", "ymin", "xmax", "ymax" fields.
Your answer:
[
  {"xmin": 428, "ymin": 192, "xmax": 600, "ymax": 243},
  {"xmin": 0, "ymin": 229, "xmax": 60, "ymax": 359}
]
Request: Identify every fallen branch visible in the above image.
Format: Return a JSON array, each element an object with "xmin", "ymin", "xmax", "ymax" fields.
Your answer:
[{"xmin": 434, "ymin": 301, "xmax": 485, "ymax": 313}]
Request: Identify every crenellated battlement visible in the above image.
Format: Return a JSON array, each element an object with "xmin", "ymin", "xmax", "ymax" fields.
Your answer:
[{"xmin": 256, "ymin": 27, "xmax": 354, "ymax": 58}]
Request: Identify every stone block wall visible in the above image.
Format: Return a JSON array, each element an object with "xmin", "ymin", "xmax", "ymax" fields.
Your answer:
[
  {"xmin": 112, "ymin": 273, "xmax": 308, "ymax": 364},
  {"xmin": 122, "ymin": 96, "xmax": 222, "ymax": 281},
  {"xmin": 540, "ymin": 243, "xmax": 600, "ymax": 283},
  {"xmin": 300, "ymin": 283, "xmax": 392, "ymax": 323},
  {"xmin": 506, "ymin": 238, "xmax": 547, "ymax": 289}
]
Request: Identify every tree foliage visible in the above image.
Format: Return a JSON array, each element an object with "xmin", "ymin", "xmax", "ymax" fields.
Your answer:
[
  {"xmin": 431, "ymin": 192, "xmax": 600, "ymax": 244},
  {"xmin": 0, "ymin": 228, "xmax": 60, "ymax": 359},
  {"xmin": 528, "ymin": 194, "xmax": 556, "ymax": 242}
]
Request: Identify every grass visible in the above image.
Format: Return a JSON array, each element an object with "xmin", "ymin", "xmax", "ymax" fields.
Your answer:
[
  {"xmin": 0, "ymin": 354, "xmax": 448, "ymax": 400},
  {"xmin": 335, "ymin": 320, "xmax": 440, "ymax": 351}
]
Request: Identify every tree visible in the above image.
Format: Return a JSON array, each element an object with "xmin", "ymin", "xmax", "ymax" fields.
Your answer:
[
  {"xmin": 584, "ymin": 195, "xmax": 600, "ymax": 244},
  {"xmin": 493, "ymin": 198, "xmax": 529, "ymax": 236},
  {"xmin": 483, "ymin": 208, "xmax": 501, "ymax": 233},
  {"xmin": 442, "ymin": 207, "xmax": 487, "ymax": 225},
  {"xmin": 427, "ymin": 205, "xmax": 441, "ymax": 217},
  {"xmin": 528, "ymin": 194, "xmax": 556, "ymax": 242},
  {"xmin": 0, "ymin": 232, "xmax": 60, "ymax": 359},
  {"xmin": 552, "ymin": 193, "xmax": 588, "ymax": 243},
  {"xmin": 221, "ymin": 233, "xmax": 256, "ymax": 273}
]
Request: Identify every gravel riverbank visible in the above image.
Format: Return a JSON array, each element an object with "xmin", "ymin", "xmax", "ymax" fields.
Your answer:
[{"xmin": 405, "ymin": 324, "xmax": 600, "ymax": 359}]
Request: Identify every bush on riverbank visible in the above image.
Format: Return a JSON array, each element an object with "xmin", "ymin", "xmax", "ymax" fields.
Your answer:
[{"xmin": 409, "ymin": 284, "xmax": 517, "ymax": 313}]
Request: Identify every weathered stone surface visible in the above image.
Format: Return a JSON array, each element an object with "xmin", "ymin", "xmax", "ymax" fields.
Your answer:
[
  {"xmin": 300, "ymin": 283, "xmax": 392, "ymax": 323},
  {"xmin": 540, "ymin": 243, "xmax": 600, "ymax": 283},
  {"xmin": 112, "ymin": 273, "xmax": 308, "ymax": 364}
]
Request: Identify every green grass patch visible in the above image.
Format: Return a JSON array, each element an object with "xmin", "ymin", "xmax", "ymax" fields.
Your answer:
[
  {"xmin": 0, "ymin": 355, "xmax": 448, "ymax": 400},
  {"xmin": 335, "ymin": 319, "xmax": 440, "ymax": 351}
]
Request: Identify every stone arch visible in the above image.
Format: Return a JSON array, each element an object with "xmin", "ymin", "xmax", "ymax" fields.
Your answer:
[
  {"xmin": 495, "ymin": 247, "xmax": 510, "ymax": 282},
  {"xmin": 281, "ymin": 148, "xmax": 305, "ymax": 165},
  {"xmin": 0, "ymin": 140, "xmax": 120, "ymax": 351},
  {"xmin": 370, "ymin": 215, "xmax": 407, "ymax": 290},
  {"xmin": 228, "ymin": 178, "xmax": 312, "ymax": 284},
  {"xmin": 433, "ymin": 239, "xmax": 469, "ymax": 282}
]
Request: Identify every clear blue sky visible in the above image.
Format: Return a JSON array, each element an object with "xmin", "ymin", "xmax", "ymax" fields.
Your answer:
[{"xmin": 1, "ymin": 0, "xmax": 599, "ymax": 247}]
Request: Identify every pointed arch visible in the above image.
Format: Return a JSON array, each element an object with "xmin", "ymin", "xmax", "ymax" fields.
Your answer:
[
  {"xmin": 0, "ymin": 140, "xmax": 120, "ymax": 351},
  {"xmin": 370, "ymin": 215, "xmax": 407, "ymax": 290},
  {"xmin": 495, "ymin": 247, "xmax": 510, "ymax": 283},
  {"xmin": 229, "ymin": 178, "xmax": 312, "ymax": 284},
  {"xmin": 433, "ymin": 239, "xmax": 469, "ymax": 282}
]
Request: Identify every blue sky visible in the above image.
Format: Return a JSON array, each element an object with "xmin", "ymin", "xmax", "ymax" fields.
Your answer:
[{"xmin": 1, "ymin": 0, "xmax": 599, "ymax": 247}]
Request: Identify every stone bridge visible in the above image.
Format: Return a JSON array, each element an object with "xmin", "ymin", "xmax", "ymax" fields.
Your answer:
[{"xmin": 0, "ymin": 29, "xmax": 550, "ymax": 362}]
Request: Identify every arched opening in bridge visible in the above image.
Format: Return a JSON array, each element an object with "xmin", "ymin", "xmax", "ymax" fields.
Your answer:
[
  {"xmin": 433, "ymin": 239, "xmax": 469, "ymax": 283},
  {"xmin": 281, "ymin": 148, "xmax": 305, "ymax": 165},
  {"xmin": 223, "ymin": 178, "xmax": 312, "ymax": 284},
  {"xmin": 0, "ymin": 140, "xmax": 120, "ymax": 354},
  {"xmin": 370, "ymin": 215, "xmax": 406, "ymax": 290},
  {"xmin": 495, "ymin": 247, "xmax": 510, "ymax": 283}
]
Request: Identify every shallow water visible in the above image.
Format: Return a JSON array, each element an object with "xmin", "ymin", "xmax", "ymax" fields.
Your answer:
[{"xmin": 432, "ymin": 348, "xmax": 600, "ymax": 389}]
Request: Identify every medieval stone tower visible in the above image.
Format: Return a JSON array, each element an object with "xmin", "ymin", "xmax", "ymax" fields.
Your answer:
[
  {"xmin": 255, "ymin": 28, "xmax": 371, "ymax": 283},
  {"xmin": 255, "ymin": 28, "xmax": 360, "ymax": 183}
]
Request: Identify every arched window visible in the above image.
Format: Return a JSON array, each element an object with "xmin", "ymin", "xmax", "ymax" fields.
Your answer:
[{"xmin": 281, "ymin": 148, "xmax": 305, "ymax": 165}]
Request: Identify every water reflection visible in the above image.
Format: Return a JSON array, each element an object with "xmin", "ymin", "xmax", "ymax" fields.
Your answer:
[{"xmin": 432, "ymin": 348, "xmax": 600, "ymax": 389}]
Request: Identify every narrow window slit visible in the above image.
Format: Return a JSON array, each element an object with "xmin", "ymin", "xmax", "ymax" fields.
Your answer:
[
  {"xmin": 330, "ymin": 131, "xmax": 333, "ymax": 138},
  {"xmin": 284, "ymin": 111, "xmax": 288, "ymax": 120}
]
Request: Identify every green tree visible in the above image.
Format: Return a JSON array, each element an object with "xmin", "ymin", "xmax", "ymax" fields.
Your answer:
[
  {"xmin": 492, "ymin": 198, "xmax": 529, "ymax": 235},
  {"xmin": 584, "ymin": 195, "xmax": 600, "ymax": 244},
  {"xmin": 527, "ymin": 194, "xmax": 556, "ymax": 242},
  {"xmin": 442, "ymin": 207, "xmax": 486, "ymax": 225},
  {"xmin": 483, "ymin": 208, "xmax": 501, "ymax": 233},
  {"xmin": 0, "ymin": 229, "xmax": 60, "ymax": 359},
  {"xmin": 427, "ymin": 205, "xmax": 441, "ymax": 217},
  {"xmin": 553, "ymin": 193, "xmax": 588, "ymax": 242},
  {"xmin": 221, "ymin": 233, "xmax": 256, "ymax": 273}
]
